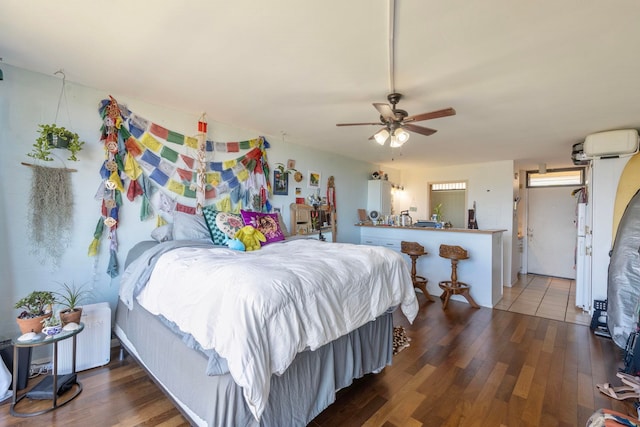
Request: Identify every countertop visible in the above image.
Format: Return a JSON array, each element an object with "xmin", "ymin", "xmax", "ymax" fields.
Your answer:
[{"xmin": 356, "ymin": 224, "xmax": 506, "ymax": 234}]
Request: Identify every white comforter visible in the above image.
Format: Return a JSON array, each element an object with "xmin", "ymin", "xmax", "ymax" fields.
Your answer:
[{"xmin": 136, "ymin": 239, "xmax": 418, "ymax": 421}]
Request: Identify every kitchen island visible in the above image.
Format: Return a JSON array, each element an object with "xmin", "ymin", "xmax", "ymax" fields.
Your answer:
[{"xmin": 358, "ymin": 224, "xmax": 505, "ymax": 308}]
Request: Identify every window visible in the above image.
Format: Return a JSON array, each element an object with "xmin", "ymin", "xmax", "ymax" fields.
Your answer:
[
  {"xmin": 526, "ymin": 168, "xmax": 584, "ymax": 188},
  {"xmin": 431, "ymin": 182, "xmax": 467, "ymax": 191}
]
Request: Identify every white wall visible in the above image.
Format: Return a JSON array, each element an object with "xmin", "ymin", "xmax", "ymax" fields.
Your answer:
[
  {"xmin": 400, "ymin": 160, "xmax": 516, "ymax": 287},
  {"xmin": 0, "ymin": 64, "xmax": 376, "ymax": 338}
]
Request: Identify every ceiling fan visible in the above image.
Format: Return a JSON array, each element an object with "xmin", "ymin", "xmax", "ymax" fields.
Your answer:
[{"xmin": 336, "ymin": 92, "xmax": 456, "ymax": 147}]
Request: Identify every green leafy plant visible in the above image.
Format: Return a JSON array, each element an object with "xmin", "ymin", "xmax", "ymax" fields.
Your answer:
[
  {"xmin": 433, "ymin": 203, "xmax": 443, "ymax": 222},
  {"xmin": 55, "ymin": 282, "xmax": 90, "ymax": 314},
  {"xmin": 14, "ymin": 291, "xmax": 56, "ymax": 319},
  {"xmin": 41, "ymin": 314, "xmax": 62, "ymax": 328},
  {"xmin": 28, "ymin": 123, "xmax": 85, "ymax": 161}
]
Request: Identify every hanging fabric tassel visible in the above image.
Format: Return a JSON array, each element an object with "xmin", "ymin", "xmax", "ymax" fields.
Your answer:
[
  {"xmin": 127, "ymin": 179, "xmax": 143, "ymax": 201},
  {"xmin": 108, "ymin": 170, "xmax": 125, "ymax": 193},
  {"xmin": 156, "ymin": 215, "xmax": 168, "ymax": 227},
  {"xmin": 140, "ymin": 196, "xmax": 153, "ymax": 221},
  {"xmin": 217, "ymin": 196, "xmax": 231, "ymax": 212},
  {"xmin": 196, "ymin": 114, "xmax": 207, "ymax": 215},
  {"xmin": 107, "ymin": 249, "xmax": 119, "ymax": 278},
  {"xmin": 87, "ymin": 218, "xmax": 104, "ymax": 256},
  {"xmin": 87, "ymin": 238, "xmax": 99, "ymax": 257},
  {"xmin": 124, "ymin": 153, "xmax": 143, "ymax": 180}
]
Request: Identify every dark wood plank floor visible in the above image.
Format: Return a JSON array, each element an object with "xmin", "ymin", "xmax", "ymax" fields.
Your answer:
[{"xmin": 0, "ymin": 299, "xmax": 634, "ymax": 426}]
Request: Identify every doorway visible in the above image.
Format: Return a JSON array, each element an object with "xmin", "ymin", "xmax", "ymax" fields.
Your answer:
[
  {"xmin": 429, "ymin": 181, "xmax": 467, "ymax": 228},
  {"xmin": 526, "ymin": 186, "xmax": 577, "ymax": 279}
]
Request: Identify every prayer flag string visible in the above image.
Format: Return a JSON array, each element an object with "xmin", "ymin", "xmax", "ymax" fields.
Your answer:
[{"xmin": 88, "ymin": 96, "xmax": 272, "ymax": 277}]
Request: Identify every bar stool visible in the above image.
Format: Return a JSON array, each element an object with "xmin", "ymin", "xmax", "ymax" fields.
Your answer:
[
  {"xmin": 400, "ymin": 241, "xmax": 435, "ymax": 303},
  {"xmin": 438, "ymin": 244, "xmax": 480, "ymax": 309}
]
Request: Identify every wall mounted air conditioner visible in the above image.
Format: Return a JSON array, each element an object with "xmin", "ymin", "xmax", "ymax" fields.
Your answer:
[{"xmin": 583, "ymin": 129, "xmax": 639, "ymax": 158}]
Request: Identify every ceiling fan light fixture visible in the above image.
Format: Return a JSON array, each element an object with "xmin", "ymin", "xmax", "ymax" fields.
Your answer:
[
  {"xmin": 389, "ymin": 135, "xmax": 405, "ymax": 148},
  {"xmin": 394, "ymin": 127, "xmax": 410, "ymax": 143},
  {"xmin": 373, "ymin": 128, "xmax": 389, "ymax": 145}
]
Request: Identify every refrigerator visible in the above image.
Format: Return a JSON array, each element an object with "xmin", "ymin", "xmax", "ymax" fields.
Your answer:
[
  {"xmin": 575, "ymin": 201, "xmax": 591, "ymax": 310},
  {"xmin": 574, "ymin": 157, "xmax": 631, "ymax": 312}
]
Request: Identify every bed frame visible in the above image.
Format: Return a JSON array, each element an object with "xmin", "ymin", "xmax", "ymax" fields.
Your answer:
[{"xmin": 114, "ymin": 299, "xmax": 393, "ymax": 426}]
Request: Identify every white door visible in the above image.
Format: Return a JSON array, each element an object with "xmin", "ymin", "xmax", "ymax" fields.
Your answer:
[{"xmin": 526, "ymin": 187, "xmax": 577, "ymax": 279}]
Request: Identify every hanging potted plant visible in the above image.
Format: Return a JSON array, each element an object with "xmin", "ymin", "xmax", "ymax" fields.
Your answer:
[
  {"xmin": 14, "ymin": 291, "xmax": 56, "ymax": 334},
  {"xmin": 28, "ymin": 124, "xmax": 85, "ymax": 162},
  {"xmin": 55, "ymin": 282, "xmax": 90, "ymax": 326}
]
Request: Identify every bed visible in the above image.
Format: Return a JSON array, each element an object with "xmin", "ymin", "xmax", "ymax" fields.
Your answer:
[{"xmin": 114, "ymin": 237, "xmax": 418, "ymax": 426}]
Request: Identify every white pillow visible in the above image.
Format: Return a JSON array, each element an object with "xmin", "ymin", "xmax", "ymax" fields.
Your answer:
[
  {"xmin": 172, "ymin": 212, "xmax": 211, "ymax": 241},
  {"xmin": 151, "ymin": 223, "xmax": 173, "ymax": 242}
]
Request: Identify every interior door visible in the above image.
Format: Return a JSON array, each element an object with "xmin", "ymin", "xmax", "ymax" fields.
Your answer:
[{"xmin": 526, "ymin": 187, "xmax": 577, "ymax": 279}]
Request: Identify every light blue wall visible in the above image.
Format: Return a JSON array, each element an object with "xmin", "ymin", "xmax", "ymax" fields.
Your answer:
[{"xmin": 0, "ymin": 64, "xmax": 379, "ymax": 338}]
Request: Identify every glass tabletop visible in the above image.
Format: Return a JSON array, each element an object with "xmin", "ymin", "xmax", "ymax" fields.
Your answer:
[{"xmin": 12, "ymin": 323, "xmax": 84, "ymax": 348}]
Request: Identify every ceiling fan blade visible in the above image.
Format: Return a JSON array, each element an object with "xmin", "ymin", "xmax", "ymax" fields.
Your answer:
[
  {"xmin": 373, "ymin": 103, "xmax": 395, "ymax": 121},
  {"xmin": 405, "ymin": 107, "xmax": 456, "ymax": 123},
  {"xmin": 336, "ymin": 122, "xmax": 383, "ymax": 127},
  {"xmin": 403, "ymin": 123, "xmax": 438, "ymax": 136}
]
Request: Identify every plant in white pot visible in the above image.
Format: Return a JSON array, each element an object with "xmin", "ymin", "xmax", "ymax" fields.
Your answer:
[
  {"xmin": 55, "ymin": 282, "xmax": 90, "ymax": 326},
  {"xmin": 14, "ymin": 291, "xmax": 56, "ymax": 334},
  {"xmin": 41, "ymin": 314, "xmax": 62, "ymax": 336}
]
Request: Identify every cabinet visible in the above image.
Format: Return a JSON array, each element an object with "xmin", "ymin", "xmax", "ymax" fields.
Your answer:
[
  {"xmin": 367, "ymin": 180, "xmax": 392, "ymax": 217},
  {"xmin": 361, "ymin": 234, "xmax": 401, "ymax": 251}
]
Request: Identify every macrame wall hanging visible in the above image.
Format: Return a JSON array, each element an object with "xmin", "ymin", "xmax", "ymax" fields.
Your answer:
[
  {"xmin": 88, "ymin": 96, "xmax": 272, "ymax": 277},
  {"xmin": 28, "ymin": 165, "xmax": 74, "ymax": 268}
]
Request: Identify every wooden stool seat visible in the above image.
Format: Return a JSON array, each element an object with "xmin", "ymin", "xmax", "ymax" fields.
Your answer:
[
  {"xmin": 401, "ymin": 241, "xmax": 435, "ymax": 303},
  {"xmin": 438, "ymin": 244, "xmax": 479, "ymax": 309}
]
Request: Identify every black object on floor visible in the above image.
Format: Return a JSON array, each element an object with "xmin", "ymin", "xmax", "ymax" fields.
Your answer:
[
  {"xmin": 0, "ymin": 340, "xmax": 32, "ymax": 390},
  {"xmin": 25, "ymin": 373, "xmax": 76, "ymax": 400},
  {"xmin": 590, "ymin": 299, "xmax": 611, "ymax": 338}
]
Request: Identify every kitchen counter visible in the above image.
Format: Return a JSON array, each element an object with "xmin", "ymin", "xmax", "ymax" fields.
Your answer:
[
  {"xmin": 358, "ymin": 224, "xmax": 505, "ymax": 308},
  {"xmin": 356, "ymin": 224, "xmax": 505, "ymax": 234}
]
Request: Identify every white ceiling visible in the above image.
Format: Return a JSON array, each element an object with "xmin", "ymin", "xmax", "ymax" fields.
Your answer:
[{"xmin": 2, "ymin": 0, "xmax": 640, "ymax": 170}]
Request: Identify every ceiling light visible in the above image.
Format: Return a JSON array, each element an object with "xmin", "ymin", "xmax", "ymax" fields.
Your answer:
[
  {"xmin": 394, "ymin": 128, "xmax": 410, "ymax": 143},
  {"xmin": 373, "ymin": 128, "xmax": 389, "ymax": 145},
  {"xmin": 389, "ymin": 135, "xmax": 403, "ymax": 148},
  {"xmin": 389, "ymin": 128, "xmax": 410, "ymax": 148}
]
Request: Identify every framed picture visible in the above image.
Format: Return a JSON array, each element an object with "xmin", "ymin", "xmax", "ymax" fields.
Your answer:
[
  {"xmin": 273, "ymin": 170, "xmax": 288, "ymax": 195},
  {"xmin": 287, "ymin": 159, "xmax": 296, "ymax": 170},
  {"xmin": 308, "ymin": 171, "xmax": 321, "ymax": 188}
]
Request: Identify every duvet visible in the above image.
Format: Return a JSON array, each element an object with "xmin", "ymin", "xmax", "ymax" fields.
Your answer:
[{"xmin": 123, "ymin": 238, "xmax": 418, "ymax": 421}]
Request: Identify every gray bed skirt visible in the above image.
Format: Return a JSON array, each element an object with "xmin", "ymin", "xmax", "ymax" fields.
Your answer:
[{"xmin": 114, "ymin": 299, "xmax": 393, "ymax": 426}]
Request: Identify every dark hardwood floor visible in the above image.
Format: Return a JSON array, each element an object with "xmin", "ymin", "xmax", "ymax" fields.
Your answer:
[{"xmin": 0, "ymin": 299, "xmax": 634, "ymax": 426}]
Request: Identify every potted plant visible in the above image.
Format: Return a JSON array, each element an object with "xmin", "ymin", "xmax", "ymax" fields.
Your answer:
[
  {"xmin": 55, "ymin": 282, "xmax": 89, "ymax": 326},
  {"xmin": 27, "ymin": 123, "xmax": 85, "ymax": 162},
  {"xmin": 433, "ymin": 203, "xmax": 443, "ymax": 222},
  {"xmin": 14, "ymin": 291, "xmax": 56, "ymax": 334},
  {"xmin": 41, "ymin": 314, "xmax": 62, "ymax": 336}
]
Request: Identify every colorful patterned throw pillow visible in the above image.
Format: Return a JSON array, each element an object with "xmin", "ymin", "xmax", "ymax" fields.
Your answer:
[
  {"xmin": 215, "ymin": 211, "xmax": 245, "ymax": 239},
  {"xmin": 240, "ymin": 210, "xmax": 285, "ymax": 245},
  {"xmin": 202, "ymin": 206, "xmax": 228, "ymax": 245}
]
